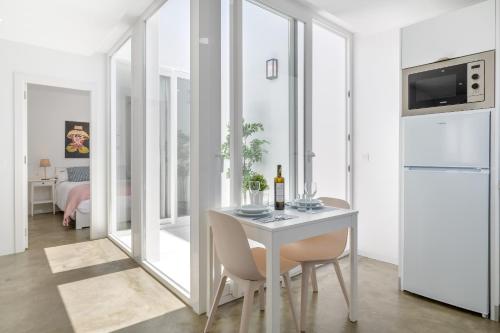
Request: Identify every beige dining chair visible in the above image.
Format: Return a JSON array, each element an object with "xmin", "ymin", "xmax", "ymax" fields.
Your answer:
[
  {"xmin": 205, "ymin": 210, "xmax": 300, "ymax": 333},
  {"xmin": 280, "ymin": 197, "xmax": 350, "ymax": 332}
]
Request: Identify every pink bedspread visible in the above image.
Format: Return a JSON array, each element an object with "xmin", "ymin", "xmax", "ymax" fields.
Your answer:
[{"xmin": 63, "ymin": 184, "xmax": 90, "ymax": 226}]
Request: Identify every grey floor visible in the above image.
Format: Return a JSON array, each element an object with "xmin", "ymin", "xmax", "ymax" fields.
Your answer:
[{"xmin": 0, "ymin": 213, "xmax": 498, "ymax": 333}]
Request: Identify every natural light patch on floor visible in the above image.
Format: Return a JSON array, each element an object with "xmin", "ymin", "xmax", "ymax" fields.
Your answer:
[
  {"xmin": 58, "ymin": 267, "xmax": 186, "ymax": 333},
  {"xmin": 44, "ymin": 238, "xmax": 128, "ymax": 273}
]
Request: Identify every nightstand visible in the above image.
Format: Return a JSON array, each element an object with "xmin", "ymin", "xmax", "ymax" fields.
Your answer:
[{"xmin": 29, "ymin": 179, "xmax": 56, "ymax": 216}]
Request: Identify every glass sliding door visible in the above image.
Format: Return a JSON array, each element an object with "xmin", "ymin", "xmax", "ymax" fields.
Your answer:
[
  {"xmin": 241, "ymin": 1, "xmax": 304, "ymax": 203},
  {"xmin": 311, "ymin": 23, "xmax": 349, "ymax": 200},
  {"xmin": 110, "ymin": 39, "xmax": 132, "ymax": 250},
  {"xmin": 144, "ymin": 0, "xmax": 191, "ymax": 296}
]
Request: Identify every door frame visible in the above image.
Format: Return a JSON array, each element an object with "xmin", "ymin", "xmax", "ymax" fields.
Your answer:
[{"xmin": 14, "ymin": 73, "xmax": 99, "ymax": 252}]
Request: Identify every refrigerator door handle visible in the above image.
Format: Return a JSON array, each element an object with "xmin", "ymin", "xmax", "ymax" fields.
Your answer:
[{"xmin": 405, "ymin": 166, "xmax": 488, "ymax": 173}]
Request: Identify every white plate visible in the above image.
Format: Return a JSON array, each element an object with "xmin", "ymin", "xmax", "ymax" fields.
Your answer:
[
  {"xmin": 235, "ymin": 208, "xmax": 272, "ymax": 217},
  {"xmin": 289, "ymin": 202, "xmax": 325, "ymax": 210},
  {"xmin": 294, "ymin": 198, "xmax": 322, "ymax": 205},
  {"xmin": 240, "ymin": 204, "xmax": 270, "ymax": 214}
]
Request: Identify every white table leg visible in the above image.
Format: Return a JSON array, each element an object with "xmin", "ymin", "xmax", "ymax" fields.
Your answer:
[
  {"xmin": 349, "ymin": 217, "xmax": 358, "ymax": 322},
  {"xmin": 52, "ymin": 184, "xmax": 55, "ymax": 214},
  {"xmin": 266, "ymin": 237, "xmax": 280, "ymax": 333}
]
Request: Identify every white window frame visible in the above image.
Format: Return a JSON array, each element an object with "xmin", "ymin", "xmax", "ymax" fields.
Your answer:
[
  {"xmin": 158, "ymin": 67, "xmax": 191, "ymax": 226},
  {"xmin": 307, "ymin": 19, "xmax": 353, "ymax": 204},
  {"xmin": 108, "ymin": 39, "xmax": 133, "ymax": 255},
  {"xmin": 228, "ymin": 0, "xmax": 353, "ymax": 206}
]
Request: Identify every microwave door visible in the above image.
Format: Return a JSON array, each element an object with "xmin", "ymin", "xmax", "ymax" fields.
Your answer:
[{"xmin": 408, "ymin": 63, "xmax": 468, "ymax": 110}]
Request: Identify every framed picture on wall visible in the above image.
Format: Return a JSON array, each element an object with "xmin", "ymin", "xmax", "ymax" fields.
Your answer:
[{"xmin": 65, "ymin": 121, "xmax": 90, "ymax": 158}]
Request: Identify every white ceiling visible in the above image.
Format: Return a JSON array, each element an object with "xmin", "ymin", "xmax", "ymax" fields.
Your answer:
[
  {"xmin": 0, "ymin": 0, "xmax": 156, "ymax": 56},
  {"xmin": 301, "ymin": 0, "xmax": 486, "ymax": 34},
  {"xmin": 0, "ymin": 0, "xmax": 487, "ymax": 55}
]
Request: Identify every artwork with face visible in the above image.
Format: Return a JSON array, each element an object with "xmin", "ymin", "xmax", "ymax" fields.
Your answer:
[{"xmin": 65, "ymin": 121, "xmax": 90, "ymax": 158}]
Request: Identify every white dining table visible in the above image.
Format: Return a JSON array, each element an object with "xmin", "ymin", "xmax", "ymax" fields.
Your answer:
[{"xmin": 210, "ymin": 206, "xmax": 359, "ymax": 333}]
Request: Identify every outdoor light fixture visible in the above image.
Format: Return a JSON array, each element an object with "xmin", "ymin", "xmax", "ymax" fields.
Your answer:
[{"xmin": 266, "ymin": 58, "xmax": 278, "ymax": 80}]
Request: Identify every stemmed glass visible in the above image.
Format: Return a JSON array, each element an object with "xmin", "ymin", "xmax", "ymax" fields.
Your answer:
[
  {"xmin": 304, "ymin": 181, "xmax": 317, "ymax": 213},
  {"xmin": 249, "ymin": 181, "xmax": 261, "ymax": 205}
]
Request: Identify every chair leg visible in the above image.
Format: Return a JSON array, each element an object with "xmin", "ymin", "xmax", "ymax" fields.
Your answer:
[
  {"xmin": 259, "ymin": 285, "xmax": 265, "ymax": 311},
  {"xmin": 300, "ymin": 263, "xmax": 311, "ymax": 332},
  {"xmin": 333, "ymin": 259, "xmax": 349, "ymax": 307},
  {"xmin": 204, "ymin": 274, "xmax": 228, "ymax": 333},
  {"xmin": 310, "ymin": 265, "xmax": 318, "ymax": 293},
  {"xmin": 283, "ymin": 272, "xmax": 300, "ymax": 332},
  {"xmin": 239, "ymin": 282, "xmax": 256, "ymax": 333}
]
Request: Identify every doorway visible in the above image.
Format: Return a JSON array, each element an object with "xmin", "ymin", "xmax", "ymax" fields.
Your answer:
[
  {"xmin": 26, "ymin": 84, "xmax": 92, "ymax": 247},
  {"xmin": 14, "ymin": 74, "xmax": 99, "ymax": 252}
]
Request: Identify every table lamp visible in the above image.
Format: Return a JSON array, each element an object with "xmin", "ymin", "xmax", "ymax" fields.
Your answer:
[{"xmin": 39, "ymin": 159, "xmax": 51, "ymax": 180}]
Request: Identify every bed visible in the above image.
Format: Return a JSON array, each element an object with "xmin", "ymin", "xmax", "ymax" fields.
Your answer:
[{"xmin": 55, "ymin": 167, "xmax": 91, "ymax": 229}]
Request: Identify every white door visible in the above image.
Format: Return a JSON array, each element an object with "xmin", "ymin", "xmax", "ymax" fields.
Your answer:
[{"xmin": 403, "ymin": 167, "xmax": 489, "ymax": 314}]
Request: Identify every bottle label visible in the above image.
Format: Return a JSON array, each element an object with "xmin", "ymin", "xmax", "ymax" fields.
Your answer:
[{"xmin": 275, "ymin": 183, "xmax": 284, "ymax": 202}]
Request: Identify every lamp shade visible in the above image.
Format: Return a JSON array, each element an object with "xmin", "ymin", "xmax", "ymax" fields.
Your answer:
[{"xmin": 39, "ymin": 159, "xmax": 51, "ymax": 167}]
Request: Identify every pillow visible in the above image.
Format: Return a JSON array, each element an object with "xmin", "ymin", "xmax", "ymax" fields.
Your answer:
[
  {"xmin": 55, "ymin": 167, "xmax": 68, "ymax": 182},
  {"xmin": 67, "ymin": 167, "xmax": 90, "ymax": 182}
]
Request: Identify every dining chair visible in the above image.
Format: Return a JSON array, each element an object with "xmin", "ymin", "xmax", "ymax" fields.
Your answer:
[
  {"xmin": 280, "ymin": 197, "xmax": 350, "ymax": 332},
  {"xmin": 205, "ymin": 210, "xmax": 300, "ymax": 333}
]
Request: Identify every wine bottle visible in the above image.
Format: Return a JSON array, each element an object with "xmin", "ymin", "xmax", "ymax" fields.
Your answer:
[{"xmin": 274, "ymin": 165, "xmax": 285, "ymax": 210}]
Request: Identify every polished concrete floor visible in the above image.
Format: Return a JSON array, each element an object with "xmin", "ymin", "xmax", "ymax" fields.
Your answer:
[{"xmin": 0, "ymin": 213, "xmax": 499, "ymax": 332}]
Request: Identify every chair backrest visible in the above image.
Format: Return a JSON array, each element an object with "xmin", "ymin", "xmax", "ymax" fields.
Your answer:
[
  {"xmin": 208, "ymin": 210, "xmax": 264, "ymax": 281},
  {"xmin": 319, "ymin": 197, "xmax": 350, "ymax": 252}
]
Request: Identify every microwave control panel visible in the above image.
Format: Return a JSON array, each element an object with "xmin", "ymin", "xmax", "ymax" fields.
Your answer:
[{"xmin": 467, "ymin": 60, "xmax": 485, "ymax": 103}]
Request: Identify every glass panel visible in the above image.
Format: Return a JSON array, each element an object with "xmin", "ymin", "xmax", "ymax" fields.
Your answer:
[
  {"xmin": 145, "ymin": 0, "xmax": 191, "ymax": 295},
  {"xmin": 177, "ymin": 77, "xmax": 190, "ymax": 218},
  {"xmin": 242, "ymin": 1, "xmax": 292, "ymax": 203},
  {"xmin": 221, "ymin": 0, "xmax": 231, "ymax": 207},
  {"xmin": 296, "ymin": 21, "xmax": 305, "ymax": 198},
  {"xmin": 408, "ymin": 64, "xmax": 467, "ymax": 110},
  {"xmin": 111, "ymin": 38, "xmax": 132, "ymax": 249},
  {"xmin": 160, "ymin": 76, "xmax": 172, "ymax": 219},
  {"xmin": 312, "ymin": 23, "xmax": 347, "ymax": 200}
]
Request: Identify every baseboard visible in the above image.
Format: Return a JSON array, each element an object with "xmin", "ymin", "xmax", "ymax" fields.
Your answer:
[
  {"xmin": 358, "ymin": 250, "xmax": 398, "ymax": 266},
  {"xmin": 29, "ymin": 207, "xmax": 62, "ymax": 216}
]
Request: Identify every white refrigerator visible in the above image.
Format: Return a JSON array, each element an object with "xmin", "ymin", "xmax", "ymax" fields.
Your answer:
[{"xmin": 402, "ymin": 110, "xmax": 490, "ymax": 315}]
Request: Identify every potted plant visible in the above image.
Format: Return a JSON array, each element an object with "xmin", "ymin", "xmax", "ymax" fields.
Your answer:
[
  {"xmin": 243, "ymin": 173, "xmax": 269, "ymax": 205},
  {"xmin": 221, "ymin": 120, "xmax": 270, "ymax": 205}
]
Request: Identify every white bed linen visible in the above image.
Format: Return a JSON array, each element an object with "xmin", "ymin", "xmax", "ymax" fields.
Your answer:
[{"xmin": 55, "ymin": 181, "xmax": 90, "ymax": 212}]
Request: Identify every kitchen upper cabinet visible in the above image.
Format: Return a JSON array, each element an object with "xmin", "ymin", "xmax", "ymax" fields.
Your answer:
[{"xmin": 401, "ymin": 0, "xmax": 495, "ymax": 69}]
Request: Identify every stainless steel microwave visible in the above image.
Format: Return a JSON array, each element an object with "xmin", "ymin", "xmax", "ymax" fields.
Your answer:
[{"xmin": 402, "ymin": 50, "xmax": 495, "ymax": 116}]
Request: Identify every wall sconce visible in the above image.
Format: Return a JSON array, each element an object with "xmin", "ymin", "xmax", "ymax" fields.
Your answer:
[{"xmin": 266, "ymin": 58, "xmax": 278, "ymax": 80}]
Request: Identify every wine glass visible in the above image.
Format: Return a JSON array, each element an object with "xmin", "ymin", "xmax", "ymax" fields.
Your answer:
[
  {"xmin": 248, "ymin": 181, "xmax": 261, "ymax": 205},
  {"xmin": 304, "ymin": 182, "xmax": 317, "ymax": 213}
]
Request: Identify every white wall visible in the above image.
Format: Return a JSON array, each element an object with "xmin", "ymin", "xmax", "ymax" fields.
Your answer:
[
  {"xmin": 0, "ymin": 38, "xmax": 107, "ymax": 255},
  {"xmin": 27, "ymin": 84, "xmax": 90, "ymax": 180},
  {"xmin": 353, "ymin": 29, "xmax": 400, "ymax": 265}
]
